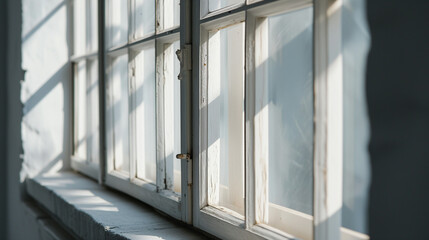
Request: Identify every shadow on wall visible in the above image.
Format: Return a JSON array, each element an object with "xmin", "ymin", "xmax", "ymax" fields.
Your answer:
[{"xmin": 21, "ymin": 0, "xmax": 71, "ymax": 179}]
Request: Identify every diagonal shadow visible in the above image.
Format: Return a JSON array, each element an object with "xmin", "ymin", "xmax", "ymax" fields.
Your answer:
[
  {"xmin": 23, "ymin": 64, "xmax": 69, "ymax": 114},
  {"xmin": 22, "ymin": 1, "xmax": 65, "ymax": 43}
]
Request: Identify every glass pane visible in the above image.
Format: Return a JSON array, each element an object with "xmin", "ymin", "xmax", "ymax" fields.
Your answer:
[
  {"xmin": 88, "ymin": 0, "xmax": 98, "ymax": 52},
  {"xmin": 111, "ymin": 55, "xmax": 130, "ymax": 172},
  {"xmin": 87, "ymin": 60, "xmax": 99, "ymax": 164},
  {"xmin": 134, "ymin": 46, "xmax": 156, "ymax": 183},
  {"xmin": 164, "ymin": 40, "xmax": 181, "ymax": 193},
  {"xmin": 107, "ymin": 0, "xmax": 128, "ymax": 48},
  {"xmin": 73, "ymin": 0, "xmax": 86, "ymax": 55},
  {"xmin": 261, "ymin": 7, "xmax": 314, "ymax": 232},
  {"xmin": 207, "ymin": 23, "xmax": 245, "ymax": 216},
  {"xmin": 132, "ymin": 0, "xmax": 155, "ymax": 40},
  {"xmin": 342, "ymin": 0, "xmax": 370, "ymax": 233},
  {"xmin": 162, "ymin": 0, "xmax": 180, "ymax": 30},
  {"xmin": 75, "ymin": 61, "xmax": 87, "ymax": 159},
  {"xmin": 209, "ymin": 0, "xmax": 243, "ymax": 12}
]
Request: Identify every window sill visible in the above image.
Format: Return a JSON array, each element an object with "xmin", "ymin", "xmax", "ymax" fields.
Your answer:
[{"xmin": 26, "ymin": 171, "xmax": 206, "ymax": 240}]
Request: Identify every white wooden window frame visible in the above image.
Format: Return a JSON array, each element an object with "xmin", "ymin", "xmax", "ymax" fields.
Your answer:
[
  {"xmin": 71, "ymin": 0, "xmax": 100, "ymax": 181},
  {"xmin": 103, "ymin": 0, "xmax": 190, "ymax": 222},
  {"xmin": 69, "ymin": 0, "xmax": 369, "ymax": 238},
  {"xmin": 195, "ymin": 0, "xmax": 367, "ymax": 239}
]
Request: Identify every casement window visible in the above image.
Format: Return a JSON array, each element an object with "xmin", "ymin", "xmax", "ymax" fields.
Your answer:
[
  {"xmin": 103, "ymin": 0, "xmax": 190, "ymax": 221},
  {"xmin": 71, "ymin": 0, "xmax": 370, "ymax": 239}
]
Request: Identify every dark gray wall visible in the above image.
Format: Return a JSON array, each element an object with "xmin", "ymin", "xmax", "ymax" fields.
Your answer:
[
  {"xmin": 367, "ymin": 1, "xmax": 429, "ymax": 239},
  {"xmin": 6, "ymin": 0, "xmax": 26, "ymax": 238},
  {"xmin": 0, "ymin": 0, "xmax": 8, "ymax": 238}
]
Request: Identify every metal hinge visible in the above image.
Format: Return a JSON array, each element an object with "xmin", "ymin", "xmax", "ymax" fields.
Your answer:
[
  {"xmin": 175, "ymin": 44, "xmax": 192, "ymax": 80},
  {"xmin": 176, "ymin": 153, "xmax": 192, "ymax": 185}
]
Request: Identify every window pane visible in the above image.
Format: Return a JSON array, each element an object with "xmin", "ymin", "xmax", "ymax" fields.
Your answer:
[
  {"xmin": 209, "ymin": 0, "xmax": 243, "ymax": 12},
  {"xmin": 267, "ymin": 7, "xmax": 314, "ymax": 215},
  {"xmin": 134, "ymin": 46, "xmax": 156, "ymax": 183},
  {"xmin": 75, "ymin": 61, "xmax": 87, "ymax": 159},
  {"xmin": 107, "ymin": 0, "xmax": 128, "ymax": 48},
  {"xmin": 254, "ymin": 7, "xmax": 314, "ymax": 236},
  {"xmin": 74, "ymin": 60, "xmax": 99, "ymax": 164},
  {"xmin": 164, "ymin": 40, "xmax": 181, "ymax": 193},
  {"xmin": 87, "ymin": 60, "xmax": 99, "ymax": 164},
  {"xmin": 88, "ymin": 0, "xmax": 98, "ymax": 52},
  {"xmin": 162, "ymin": 0, "xmax": 180, "ymax": 30},
  {"xmin": 207, "ymin": 23, "xmax": 245, "ymax": 216},
  {"xmin": 132, "ymin": 0, "xmax": 155, "ymax": 40},
  {"xmin": 73, "ymin": 0, "xmax": 86, "ymax": 55},
  {"xmin": 110, "ymin": 54, "xmax": 130, "ymax": 173}
]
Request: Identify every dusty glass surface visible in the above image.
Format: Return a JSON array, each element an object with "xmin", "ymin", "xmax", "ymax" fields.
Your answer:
[
  {"xmin": 263, "ymin": 7, "xmax": 314, "ymax": 217},
  {"xmin": 87, "ymin": 60, "xmax": 100, "ymax": 164},
  {"xmin": 111, "ymin": 54, "xmax": 129, "ymax": 172},
  {"xmin": 162, "ymin": 0, "xmax": 180, "ymax": 30},
  {"xmin": 133, "ymin": 0, "xmax": 155, "ymax": 40},
  {"xmin": 207, "ymin": 23, "xmax": 245, "ymax": 216},
  {"xmin": 107, "ymin": 0, "xmax": 128, "ymax": 48},
  {"xmin": 134, "ymin": 46, "xmax": 157, "ymax": 183}
]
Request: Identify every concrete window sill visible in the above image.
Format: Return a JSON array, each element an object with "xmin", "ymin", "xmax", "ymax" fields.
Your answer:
[{"xmin": 26, "ymin": 171, "xmax": 207, "ymax": 240}]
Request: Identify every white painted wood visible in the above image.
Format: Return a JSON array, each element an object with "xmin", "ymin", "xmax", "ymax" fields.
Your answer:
[
  {"xmin": 341, "ymin": 228, "xmax": 370, "ymax": 240},
  {"xmin": 198, "ymin": 206, "xmax": 265, "ymax": 240},
  {"xmin": 313, "ymin": 0, "xmax": 343, "ymax": 240},
  {"xmin": 253, "ymin": 15, "xmax": 269, "ymax": 225},
  {"xmin": 245, "ymin": 7, "xmax": 257, "ymax": 230},
  {"xmin": 156, "ymin": 40, "xmax": 167, "ymax": 190},
  {"xmin": 106, "ymin": 172, "xmax": 182, "ymax": 220},
  {"xmin": 71, "ymin": 156, "xmax": 99, "ymax": 179},
  {"xmin": 199, "ymin": 25, "xmax": 209, "ymax": 210},
  {"xmin": 268, "ymin": 203, "xmax": 313, "ymax": 240},
  {"xmin": 129, "ymin": 54, "xmax": 137, "ymax": 180},
  {"xmin": 207, "ymin": 29, "xmax": 221, "ymax": 206}
]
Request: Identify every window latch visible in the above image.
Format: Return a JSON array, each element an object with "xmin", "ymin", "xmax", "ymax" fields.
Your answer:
[
  {"xmin": 175, "ymin": 44, "xmax": 192, "ymax": 80},
  {"xmin": 176, "ymin": 153, "xmax": 191, "ymax": 160},
  {"xmin": 176, "ymin": 153, "xmax": 192, "ymax": 186}
]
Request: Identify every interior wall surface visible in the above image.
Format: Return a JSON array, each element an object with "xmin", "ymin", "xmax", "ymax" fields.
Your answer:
[
  {"xmin": 6, "ymin": 0, "xmax": 72, "ymax": 239},
  {"xmin": 0, "ymin": 0, "xmax": 8, "ymax": 238},
  {"xmin": 366, "ymin": 1, "xmax": 429, "ymax": 239}
]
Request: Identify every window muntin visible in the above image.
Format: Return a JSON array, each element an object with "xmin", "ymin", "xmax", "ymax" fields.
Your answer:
[{"xmin": 209, "ymin": 0, "xmax": 244, "ymax": 12}]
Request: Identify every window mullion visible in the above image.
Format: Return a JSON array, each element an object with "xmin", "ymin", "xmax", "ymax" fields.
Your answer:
[{"xmin": 313, "ymin": 0, "xmax": 343, "ymax": 239}]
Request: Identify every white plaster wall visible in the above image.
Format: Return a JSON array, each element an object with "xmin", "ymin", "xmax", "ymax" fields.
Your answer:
[
  {"xmin": 21, "ymin": 0, "xmax": 71, "ymax": 178},
  {"xmin": 7, "ymin": 0, "xmax": 72, "ymax": 239}
]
